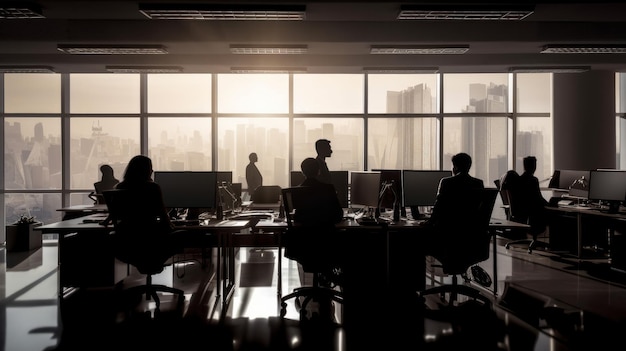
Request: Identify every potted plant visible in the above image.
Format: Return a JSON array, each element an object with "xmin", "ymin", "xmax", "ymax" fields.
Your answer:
[{"xmin": 5, "ymin": 214, "xmax": 43, "ymax": 252}]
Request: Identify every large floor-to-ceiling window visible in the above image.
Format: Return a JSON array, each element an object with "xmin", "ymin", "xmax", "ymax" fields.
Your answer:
[{"xmin": 2, "ymin": 72, "xmax": 554, "ymax": 234}]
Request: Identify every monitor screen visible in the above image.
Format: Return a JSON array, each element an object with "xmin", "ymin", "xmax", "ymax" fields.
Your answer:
[
  {"xmin": 402, "ymin": 170, "xmax": 452, "ymax": 207},
  {"xmin": 372, "ymin": 169, "xmax": 402, "ymax": 209},
  {"xmin": 153, "ymin": 171, "xmax": 218, "ymax": 212},
  {"xmin": 350, "ymin": 171, "xmax": 381, "ymax": 208},
  {"xmin": 330, "ymin": 171, "xmax": 349, "ymax": 209},
  {"xmin": 290, "ymin": 171, "xmax": 306, "ymax": 186},
  {"xmin": 216, "ymin": 171, "xmax": 233, "ymax": 185},
  {"xmin": 588, "ymin": 170, "xmax": 626, "ymax": 212},
  {"xmin": 554, "ymin": 170, "xmax": 590, "ymax": 191}
]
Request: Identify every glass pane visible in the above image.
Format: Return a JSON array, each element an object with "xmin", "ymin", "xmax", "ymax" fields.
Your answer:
[
  {"xmin": 443, "ymin": 117, "xmax": 508, "ymax": 184},
  {"xmin": 147, "ymin": 74, "xmax": 212, "ymax": 113},
  {"xmin": 367, "ymin": 74, "xmax": 438, "ymax": 113},
  {"xmin": 443, "ymin": 74, "xmax": 509, "ymax": 113},
  {"xmin": 620, "ymin": 117, "xmax": 626, "ymax": 169},
  {"xmin": 292, "ymin": 118, "xmax": 363, "ymax": 171},
  {"xmin": 217, "ymin": 74, "xmax": 288, "ymax": 113},
  {"xmin": 618, "ymin": 73, "xmax": 626, "ymax": 113},
  {"xmin": 368, "ymin": 118, "xmax": 439, "ymax": 170},
  {"xmin": 5, "ymin": 193, "xmax": 62, "ymax": 226},
  {"xmin": 516, "ymin": 117, "xmax": 554, "ymax": 183},
  {"xmin": 217, "ymin": 117, "xmax": 289, "ymax": 189},
  {"xmin": 4, "ymin": 74, "xmax": 61, "ymax": 113},
  {"xmin": 70, "ymin": 74, "xmax": 140, "ymax": 113},
  {"xmin": 69, "ymin": 117, "xmax": 140, "ymax": 189},
  {"xmin": 294, "ymin": 74, "xmax": 364, "ymax": 113},
  {"xmin": 148, "ymin": 117, "xmax": 212, "ymax": 171},
  {"xmin": 516, "ymin": 73, "xmax": 551, "ymax": 113},
  {"xmin": 5, "ymin": 118, "xmax": 62, "ymax": 190}
]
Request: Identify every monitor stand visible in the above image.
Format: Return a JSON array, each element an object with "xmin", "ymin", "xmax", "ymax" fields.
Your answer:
[
  {"xmin": 607, "ymin": 201, "xmax": 621, "ymax": 214},
  {"xmin": 410, "ymin": 206, "xmax": 420, "ymax": 220},
  {"xmin": 186, "ymin": 208, "xmax": 201, "ymax": 221}
]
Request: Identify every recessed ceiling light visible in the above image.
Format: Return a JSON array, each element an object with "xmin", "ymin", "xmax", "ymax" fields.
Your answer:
[
  {"xmin": 370, "ymin": 45, "xmax": 469, "ymax": 55},
  {"xmin": 230, "ymin": 67, "xmax": 307, "ymax": 73},
  {"xmin": 105, "ymin": 66, "xmax": 183, "ymax": 73},
  {"xmin": 139, "ymin": 3, "xmax": 306, "ymax": 20},
  {"xmin": 0, "ymin": 2, "xmax": 44, "ymax": 19},
  {"xmin": 509, "ymin": 66, "xmax": 591, "ymax": 73},
  {"xmin": 363, "ymin": 67, "xmax": 440, "ymax": 74},
  {"xmin": 397, "ymin": 4, "xmax": 534, "ymax": 20},
  {"xmin": 0, "ymin": 65, "xmax": 55, "ymax": 73},
  {"xmin": 57, "ymin": 44, "xmax": 168, "ymax": 55},
  {"xmin": 230, "ymin": 45, "xmax": 308, "ymax": 54},
  {"xmin": 541, "ymin": 45, "xmax": 626, "ymax": 54}
]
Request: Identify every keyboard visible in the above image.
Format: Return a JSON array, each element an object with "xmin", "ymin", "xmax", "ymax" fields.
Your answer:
[
  {"xmin": 171, "ymin": 219, "xmax": 201, "ymax": 226},
  {"xmin": 356, "ymin": 217, "xmax": 386, "ymax": 226}
]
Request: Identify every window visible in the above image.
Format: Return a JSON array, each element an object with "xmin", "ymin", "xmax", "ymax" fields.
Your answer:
[
  {"xmin": 218, "ymin": 74, "xmax": 289, "ymax": 114},
  {"xmin": 147, "ymin": 74, "xmax": 212, "ymax": 113},
  {"xmin": 294, "ymin": 74, "xmax": 364, "ymax": 114},
  {"xmin": 148, "ymin": 117, "xmax": 212, "ymax": 171},
  {"xmin": 70, "ymin": 74, "xmax": 140, "ymax": 114}
]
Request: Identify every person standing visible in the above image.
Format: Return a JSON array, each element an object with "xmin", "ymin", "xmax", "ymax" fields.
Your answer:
[
  {"xmin": 245, "ymin": 152, "xmax": 263, "ymax": 198},
  {"xmin": 315, "ymin": 139, "xmax": 333, "ymax": 184}
]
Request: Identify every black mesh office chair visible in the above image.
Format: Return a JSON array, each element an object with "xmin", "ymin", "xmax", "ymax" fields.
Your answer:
[
  {"xmin": 498, "ymin": 171, "xmax": 550, "ymax": 254},
  {"xmin": 103, "ymin": 189, "xmax": 185, "ymax": 316},
  {"xmin": 418, "ymin": 188, "xmax": 499, "ymax": 307},
  {"xmin": 279, "ymin": 186, "xmax": 344, "ymax": 322}
]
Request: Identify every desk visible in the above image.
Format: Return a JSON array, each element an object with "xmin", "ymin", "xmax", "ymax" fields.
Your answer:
[
  {"xmin": 57, "ymin": 204, "xmax": 108, "ymax": 220},
  {"xmin": 36, "ymin": 214, "xmax": 250, "ymax": 314},
  {"xmin": 546, "ymin": 205, "xmax": 626, "ymax": 259}
]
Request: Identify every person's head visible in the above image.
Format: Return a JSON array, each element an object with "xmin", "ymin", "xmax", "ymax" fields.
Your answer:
[
  {"xmin": 315, "ymin": 139, "xmax": 332, "ymax": 158},
  {"xmin": 100, "ymin": 164, "xmax": 114, "ymax": 178},
  {"xmin": 122, "ymin": 155, "xmax": 153, "ymax": 183},
  {"xmin": 451, "ymin": 152, "xmax": 472, "ymax": 175},
  {"xmin": 300, "ymin": 157, "xmax": 320, "ymax": 179},
  {"xmin": 523, "ymin": 156, "xmax": 537, "ymax": 174},
  {"xmin": 249, "ymin": 152, "xmax": 258, "ymax": 163}
]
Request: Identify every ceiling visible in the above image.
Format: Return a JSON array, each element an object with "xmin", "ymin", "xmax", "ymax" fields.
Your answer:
[{"xmin": 2, "ymin": 1, "xmax": 626, "ymax": 73}]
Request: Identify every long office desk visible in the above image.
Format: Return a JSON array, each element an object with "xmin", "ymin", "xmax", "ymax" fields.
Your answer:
[
  {"xmin": 253, "ymin": 216, "xmax": 528, "ymax": 297},
  {"xmin": 546, "ymin": 204, "xmax": 626, "ymax": 260},
  {"xmin": 36, "ymin": 214, "xmax": 251, "ymax": 314}
]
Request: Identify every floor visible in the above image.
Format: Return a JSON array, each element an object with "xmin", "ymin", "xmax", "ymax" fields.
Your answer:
[{"xmin": 2, "ymin": 227, "xmax": 626, "ymax": 351}]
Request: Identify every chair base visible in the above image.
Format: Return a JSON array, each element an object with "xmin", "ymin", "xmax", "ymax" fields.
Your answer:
[
  {"xmin": 419, "ymin": 282, "xmax": 492, "ymax": 308},
  {"xmin": 280, "ymin": 286, "xmax": 343, "ymax": 323},
  {"xmin": 505, "ymin": 238, "xmax": 549, "ymax": 254}
]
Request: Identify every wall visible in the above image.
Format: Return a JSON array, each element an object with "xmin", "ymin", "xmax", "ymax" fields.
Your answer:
[{"xmin": 553, "ymin": 70, "xmax": 616, "ymax": 170}]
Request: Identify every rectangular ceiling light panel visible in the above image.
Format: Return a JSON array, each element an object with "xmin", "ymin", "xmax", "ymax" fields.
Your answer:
[
  {"xmin": 58, "ymin": 45, "xmax": 168, "ymax": 55},
  {"xmin": 363, "ymin": 67, "xmax": 439, "ymax": 74},
  {"xmin": 371, "ymin": 45, "xmax": 469, "ymax": 55},
  {"xmin": 0, "ymin": 66, "xmax": 55, "ymax": 73},
  {"xmin": 541, "ymin": 45, "xmax": 626, "ymax": 54},
  {"xmin": 397, "ymin": 5, "xmax": 534, "ymax": 20},
  {"xmin": 509, "ymin": 66, "xmax": 591, "ymax": 73},
  {"xmin": 0, "ymin": 2, "xmax": 44, "ymax": 19},
  {"xmin": 230, "ymin": 67, "xmax": 307, "ymax": 73},
  {"xmin": 139, "ymin": 3, "xmax": 306, "ymax": 20},
  {"xmin": 106, "ymin": 66, "xmax": 183, "ymax": 73},
  {"xmin": 230, "ymin": 45, "xmax": 308, "ymax": 54}
]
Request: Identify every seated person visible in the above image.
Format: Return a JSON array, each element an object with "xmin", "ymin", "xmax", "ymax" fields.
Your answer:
[
  {"xmin": 91, "ymin": 164, "xmax": 119, "ymax": 204},
  {"xmin": 515, "ymin": 156, "xmax": 549, "ymax": 235}
]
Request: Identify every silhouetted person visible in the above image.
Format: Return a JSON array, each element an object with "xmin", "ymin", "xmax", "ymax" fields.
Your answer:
[
  {"xmin": 516, "ymin": 156, "xmax": 549, "ymax": 235},
  {"xmin": 109, "ymin": 155, "xmax": 184, "ymax": 256},
  {"xmin": 315, "ymin": 139, "xmax": 333, "ymax": 184},
  {"xmin": 90, "ymin": 164, "xmax": 119, "ymax": 204},
  {"xmin": 423, "ymin": 152, "xmax": 485, "ymax": 257},
  {"xmin": 245, "ymin": 152, "xmax": 262, "ymax": 198},
  {"xmin": 294, "ymin": 157, "xmax": 343, "ymax": 225}
]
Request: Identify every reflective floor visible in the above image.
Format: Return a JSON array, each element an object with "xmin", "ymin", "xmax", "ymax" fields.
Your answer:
[{"xmin": 2, "ymin": 230, "xmax": 626, "ymax": 351}]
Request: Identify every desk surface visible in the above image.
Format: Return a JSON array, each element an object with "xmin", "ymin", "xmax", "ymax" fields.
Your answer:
[
  {"xmin": 36, "ymin": 213, "xmax": 251, "ymax": 233},
  {"xmin": 57, "ymin": 204, "xmax": 108, "ymax": 213}
]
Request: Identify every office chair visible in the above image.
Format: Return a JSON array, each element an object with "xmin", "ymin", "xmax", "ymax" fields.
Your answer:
[
  {"xmin": 418, "ymin": 188, "xmax": 499, "ymax": 307},
  {"xmin": 279, "ymin": 186, "xmax": 344, "ymax": 323},
  {"xmin": 498, "ymin": 171, "xmax": 550, "ymax": 254},
  {"xmin": 103, "ymin": 189, "xmax": 185, "ymax": 316}
]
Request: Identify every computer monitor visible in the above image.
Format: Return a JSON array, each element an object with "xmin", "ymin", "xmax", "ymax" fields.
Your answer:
[
  {"xmin": 153, "ymin": 171, "xmax": 218, "ymax": 220},
  {"xmin": 350, "ymin": 171, "xmax": 381, "ymax": 209},
  {"xmin": 330, "ymin": 171, "xmax": 349, "ymax": 209},
  {"xmin": 588, "ymin": 170, "xmax": 626, "ymax": 213},
  {"xmin": 216, "ymin": 171, "xmax": 233, "ymax": 185},
  {"xmin": 371, "ymin": 169, "xmax": 402, "ymax": 210},
  {"xmin": 402, "ymin": 170, "xmax": 452, "ymax": 207},
  {"xmin": 552, "ymin": 170, "xmax": 590, "ymax": 191}
]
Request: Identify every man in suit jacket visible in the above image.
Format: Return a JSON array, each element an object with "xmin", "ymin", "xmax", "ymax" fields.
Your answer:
[
  {"xmin": 515, "ymin": 156, "xmax": 549, "ymax": 235},
  {"xmin": 423, "ymin": 152, "xmax": 485, "ymax": 257}
]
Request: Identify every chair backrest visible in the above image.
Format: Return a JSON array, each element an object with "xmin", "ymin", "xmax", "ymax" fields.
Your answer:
[
  {"xmin": 250, "ymin": 185, "xmax": 282, "ymax": 203},
  {"xmin": 440, "ymin": 187, "xmax": 498, "ymax": 274},
  {"xmin": 281, "ymin": 186, "xmax": 315, "ymax": 228}
]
